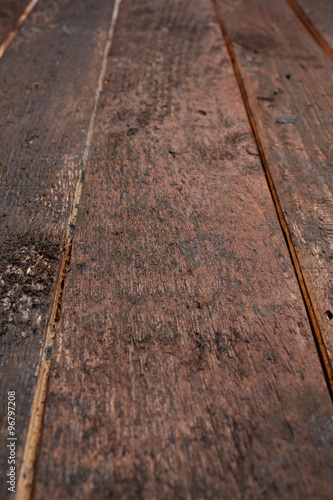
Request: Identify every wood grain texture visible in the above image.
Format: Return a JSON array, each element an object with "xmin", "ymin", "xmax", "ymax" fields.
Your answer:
[
  {"xmin": 290, "ymin": 0, "xmax": 333, "ymax": 55},
  {"xmin": 0, "ymin": 0, "xmax": 31, "ymax": 45},
  {"xmin": 0, "ymin": 0, "xmax": 115, "ymax": 493},
  {"xmin": 34, "ymin": 0, "xmax": 333, "ymax": 498},
  {"xmin": 216, "ymin": 0, "xmax": 333, "ymax": 379}
]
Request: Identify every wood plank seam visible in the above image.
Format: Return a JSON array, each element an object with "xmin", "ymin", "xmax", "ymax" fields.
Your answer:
[
  {"xmin": 286, "ymin": 0, "xmax": 333, "ymax": 62},
  {"xmin": 212, "ymin": 0, "xmax": 333, "ymax": 402},
  {"xmin": 14, "ymin": 1, "xmax": 123, "ymax": 499},
  {"xmin": 32, "ymin": 0, "xmax": 333, "ymax": 495},
  {"xmin": 0, "ymin": 0, "xmax": 39, "ymax": 59},
  {"xmin": 30, "ymin": 0, "xmax": 333, "ymax": 496}
]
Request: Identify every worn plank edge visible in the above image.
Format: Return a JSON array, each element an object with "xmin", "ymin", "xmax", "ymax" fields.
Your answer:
[
  {"xmin": 287, "ymin": 0, "xmax": 333, "ymax": 62},
  {"xmin": 213, "ymin": 0, "xmax": 333, "ymax": 400},
  {"xmin": 0, "ymin": 0, "xmax": 39, "ymax": 59},
  {"xmin": 14, "ymin": 1, "xmax": 122, "ymax": 499},
  {"xmin": 14, "ymin": 172, "xmax": 82, "ymax": 500}
]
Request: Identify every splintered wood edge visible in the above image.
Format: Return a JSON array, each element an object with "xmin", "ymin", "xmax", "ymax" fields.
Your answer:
[
  {"xmin": 212, "ymin": 0, "xmax": 333, "ymax": 400},
  {"xmin": 287, "ymin": 0, "xmax": 333, "ymax": 62},
  {"xmin": 0, "ymin": 0, "xmax": 39, "ymax": 59},
  {"xmin": 15, "ymin": 1, "xmax": 122, "ymax": 498}
]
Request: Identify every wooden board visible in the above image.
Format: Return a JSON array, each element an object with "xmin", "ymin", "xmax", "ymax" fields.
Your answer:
[
  {"xmin": 289, "ymin": 0, "xmax": 333, "ymax": 57},
  {"xmin": 0, "ymin": 0, "xmax": 115, "ymax": 493},
  {"xmin": 215, "ymin": 0, "xmax": 333, "ymax": 385},
  {"xmin": 0, "ymin": 0, "xmax": 32, "ymax": 46},
  {"xmin": 33, "ymin": 0, "xmax": 333, "ymax": 498}
]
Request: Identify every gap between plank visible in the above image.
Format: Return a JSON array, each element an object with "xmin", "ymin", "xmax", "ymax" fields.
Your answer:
[
  {"xmin": 15, "ymin": 1, "xmax": 122, "ymax": 498},
  {"xmin": 0, "ymin": 0, "xmax": 39, "ymax": 59},
  {"xmin": 212, "ymin": 0, "xmax": 333, "ymax": 402},
  {"xmin": 286, "ymin": 0, "xmax": 333, "ymax": 62}
]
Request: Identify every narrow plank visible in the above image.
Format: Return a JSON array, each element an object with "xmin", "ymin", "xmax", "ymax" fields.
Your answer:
[
  {"xmin": 0, "ymin": 0, "xmax": 115, "ymax": 492},
  {"xmin": 215, "ymin": 0, "xmax": 333, "ymax": 383},
  {"xmin": 34, "ymin": 0, "xmax": 333, "ymax": 498},
  {"xmin": 289, "ymin": 0, "xmax": 333, "ymax": 57},
  {"xmin": 0, "ymin": 0, "xmax": 32, "ymax": 46}
]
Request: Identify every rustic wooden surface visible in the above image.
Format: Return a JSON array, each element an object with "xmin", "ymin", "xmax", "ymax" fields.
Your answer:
[
  {"xmin": 290, "ymin": 0, "xmax": 333, "ymax": 56},
  {"xmin": 0, "ymin": 0, "xmax": 115, "ymax": 493},
  {"xmin": 216, "ymin": 0, "xmax": 333, "ymax": 383},
  {"xmin": 32, "ymin": 0, "xmax": 333, "ymax": 498},
  {"xmin": 0, "ymin": 0, "xmax": 31, "ymax": 45}
]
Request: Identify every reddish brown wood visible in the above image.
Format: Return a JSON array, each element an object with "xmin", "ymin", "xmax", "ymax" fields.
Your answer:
[
  {"xmin": 0, "ymin": 0, "xmax": 31, "ymax": 45},
  {"xmin": 33, "ymin": 0, "xmax": 333, "ymax": 498},
  {"xmin": 0, "ymin": 0, "xmax": 115, "ymax": 494},
  {"xmin": 290, "ymin": 0, "xmax": 333, "ymax": 55},
  {"xmin": 216, "ymin": 0, "xmax": 333, "ymax": 382}
]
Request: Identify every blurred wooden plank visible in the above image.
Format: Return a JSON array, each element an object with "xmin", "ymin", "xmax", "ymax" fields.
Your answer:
[
  {"xmin": 33, "ymin": 0, "xmax": 333, "ymax": 498},
  {"xmin": 215, "ymin": 0, "xmax": 333, "ymax": 384},
  {"xmin": 289, "ymin": 0, "xmax": 333, "ymax": 57},
  {"xmin": 0, "ymin": 0, "xmax": 33, "ymax": 46},
  {"xmin": 0, "ymin": 0, "xmax": 115, "ymax": 493}
]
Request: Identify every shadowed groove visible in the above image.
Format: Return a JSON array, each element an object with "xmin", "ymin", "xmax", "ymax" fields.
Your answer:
[{"xmin": 286, "ymin": 0, "xmax": 333, "ymax": 62}]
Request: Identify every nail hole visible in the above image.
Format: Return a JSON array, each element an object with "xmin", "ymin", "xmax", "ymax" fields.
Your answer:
[{"xmin": 326, "ymin": 310, "xmax": 333, "ymax": 320}]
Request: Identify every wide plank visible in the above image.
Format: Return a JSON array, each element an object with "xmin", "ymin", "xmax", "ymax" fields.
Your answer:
[
  {"xmin": 33, "ymin": 0, "xmax": 333, "ymax": 498},
  {"xmin": 216, "ymin": 0, "xmax": 333, "ymax": 384},
  {"xmin": 0, "ymin": 0, "xmax": 115, "ymax": 493},
  {"xmin": 289, "ymin": 0, "xmax": 333, "ymax": 57}
]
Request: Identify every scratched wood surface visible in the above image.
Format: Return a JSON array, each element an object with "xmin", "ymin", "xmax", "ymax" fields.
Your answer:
[
  {"xmin": 0, "ymin": 0, "xmax": 115, "ymax": 493},
  {"xmin": 216, "ymin": 0, "xmax": 333, "ymax": 380},
  {"xmin": 0, "ymin": 0, "xmax": 31, "ymax": 45},
  {"xmin": 290, "ymin": 0, "xmax": 333, "ymax": 54},
  {"xmin": 33, "ymin": 0, "xmax": 333, "ymax": 498}
]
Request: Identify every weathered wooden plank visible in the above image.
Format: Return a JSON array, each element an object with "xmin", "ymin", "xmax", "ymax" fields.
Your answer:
[
  {"xmin": 0, "ymin": 0, "xmax": 115, "ymax": 495},
  {"xmin": 0, "ymin": 0, "xmax": 32, "ymax": 46},
  {"xmin": 288, "ymin": 0, "xmax": 333, "ymax": 57},
  {"xmin": 215, "ymin": 0, "xmax": 333, "ymax": 384},
  {"xmin": 33, "ymin": 0, "xmax": 333, "ymax": 498}
]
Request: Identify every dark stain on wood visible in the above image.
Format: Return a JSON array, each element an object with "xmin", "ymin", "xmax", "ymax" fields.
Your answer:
[{"xmin": 0, "ymin": 0, "xmax": 115, "ymax": 486}]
